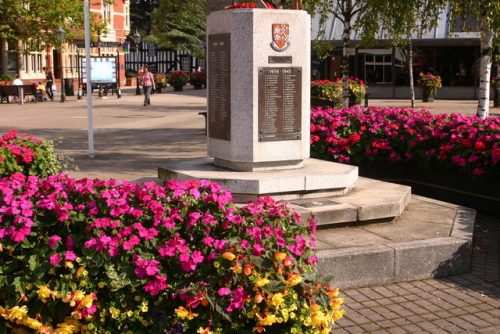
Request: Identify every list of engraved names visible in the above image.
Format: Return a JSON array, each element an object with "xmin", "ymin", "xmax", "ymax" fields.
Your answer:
[
  {"xmin": 208, "ymin": 34, "xmax": 231, "ymax": 141},
  {"xmin": 258, "ymin": 67, "xmax": 301, "ymax": 141}
]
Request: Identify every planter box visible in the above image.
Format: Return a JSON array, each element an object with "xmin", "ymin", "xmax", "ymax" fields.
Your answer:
[
  {"xmin": 125, "ymin": 77, "xmax": 136, "ymax": 87},
  {"xmin": 356, "ymin": 161, "xmax": 500, "ymax": 217}
]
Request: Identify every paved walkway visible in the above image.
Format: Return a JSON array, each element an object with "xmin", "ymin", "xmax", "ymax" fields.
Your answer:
[{"xmin": 1, "ymin": 88, "xmax": 499, "ymax": 333}]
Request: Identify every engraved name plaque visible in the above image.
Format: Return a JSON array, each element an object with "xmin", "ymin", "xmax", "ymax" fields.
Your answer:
[
  {"xmin": 208, "ymin": 34, "xmax": 231, "ymax": 141},
  {"xmin": 258, "ymin": 67, "xmax": 302, "ymax": 142}
]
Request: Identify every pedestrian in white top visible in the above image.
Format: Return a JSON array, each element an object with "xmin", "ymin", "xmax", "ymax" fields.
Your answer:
[{"xmin": 12, "ymin": 75, "xmax": 24, "ymax": 105}]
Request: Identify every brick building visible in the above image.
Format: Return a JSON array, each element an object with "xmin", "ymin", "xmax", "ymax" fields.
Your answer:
[{"xmin": 0, "ymin": 0, "xmax": 130, "ymax": 93}]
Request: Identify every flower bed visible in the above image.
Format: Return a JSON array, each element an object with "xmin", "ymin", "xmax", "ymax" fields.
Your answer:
[
  {"xmin": 311, "ymin": 106, "xmax": 500, "ymax": 215},
  {"xmin": 168, "ymin": 70, "xmax": 190, "ymax": 88},
  {"xmin": 0, "ymin": 174, "xmax": 344, "ymax": 333},
  {"xmin": 0, "ymin": 129, "xmax": 63, "ymax": 178},
  {"xmin": 311, "ymin": 78, "xmax": 366, "ymax": 108}
]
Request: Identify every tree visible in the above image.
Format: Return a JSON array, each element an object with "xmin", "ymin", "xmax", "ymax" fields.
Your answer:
[
  {"xmin": 130, "ymin": 0, "xmax": 159, "ymax": 35},
  {"xmin": 448, "ymin": 0, "xmax": 499, "ymax": 118},
  {"xmin": 149, "ymin": 0, "xmax": 207, "ymax": 58},
  {"xmin": 361, "ymin": 0, "xmax": 444, "ymax": 108},
  {"xmin": 303, "ymin": 0, "xmax": 376, "ymax": 107},
  {"xmin": 0, "ymin": 0, "xmax": 86, "ymax": 75}
]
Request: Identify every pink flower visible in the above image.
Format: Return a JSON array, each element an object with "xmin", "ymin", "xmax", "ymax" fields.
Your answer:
[
  {"xmin": 144, "ymin": 275, "xmax": 167, "ymax": 296},
  {"xmin": 48, "ymin": 235, "xmax": 62, "ymax": 249},
  {"xmin": 50, "ymin": 253, "xmax": 61, "ymax": 266},
  {"xmin": 65, "ymin": 251, "xmax": 77, "ymax": 261},
  {"xmin": 218, "ymin": 287, "xmax": 231, "ymax": 296}
]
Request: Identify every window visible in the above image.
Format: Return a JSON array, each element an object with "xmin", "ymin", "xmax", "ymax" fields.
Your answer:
[
  {"xmin": 364, "ymin": 52, "xmax": 393, "ymax": 84},
  {"xmin": 103, "ymin": 3, "xmax": 113, "ymax": 24},
  {"xmin": 125, "ymin": 4, "xmax": 130, "ymax": 30}
]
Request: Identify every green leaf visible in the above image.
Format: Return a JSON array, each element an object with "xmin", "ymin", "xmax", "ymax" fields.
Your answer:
[{"xmin": 28, "ymin": 255, "xmax": 37, "ymax": 271}]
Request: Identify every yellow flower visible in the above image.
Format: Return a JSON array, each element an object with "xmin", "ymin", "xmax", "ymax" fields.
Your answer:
[
  {"xmin": 255, "ymin": 278, "xmax": 270, "ymax": 287},
  {"xmin": 97, "ymin": 282, "xmax": 106, "ymax": 288},
  {"xmin": 175, "ymin": 306, "xmax": 198, "ymax": 320},
  {"xmin": 214, "ymin": 261, "xmax": 220, "ymax": 268},
  {"xmin": 21, "ymin": 317, "xmax": 43, "ymax": 330},
  {"xmin": 109, "ymin": 307, "xmax": 120, "ymax": 319},
  {"xmin": 140, "ymin": 301, "xmax": 148, "ymax": 313},
  {"xmin": 54, "ymin": 318, "xmax": 80, "ymax": 334},
  {"xmin": 80, "ymin": 294, "xmax": 94, "ymax": 309},
  {"xmin": 285, "ymin": 273, "xmax": 302, "ymax": 286},
  {"xmin": 37, "ymin": 285, "xmax": 52, "ymax": 303},
  {"xmin": 333, "ymin": 309, "xmax": 344, "ymax": 321},
  {"xmin": 257, "ymin": 314, "xmax": 278, "ymax": 326},
  {"xmin": 270, "ymin": 293, "xmax": 284, "ymax": 308},
  {"xmin": 5, "ymin": 306, "xmax": 28, "ymax": 321},
  {"xmin": 274, "ymin": 252, "xmax": 287, "ymax": 262},
  {"xmin": 222, "ymin": 252, "xmax": 236, "ymax": 261},
  {"xmin": 197, "ymin": 327, "xmax": 213, "ymax": 334}
]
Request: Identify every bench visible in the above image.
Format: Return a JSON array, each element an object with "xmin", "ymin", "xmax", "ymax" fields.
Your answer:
[
  {"xmin": 0, "ymin": 84, "xmax": 41, "ymax": 103},
  {"xmin": 198, "ymin": 111, "xmax": 207, "ymax": 134}
]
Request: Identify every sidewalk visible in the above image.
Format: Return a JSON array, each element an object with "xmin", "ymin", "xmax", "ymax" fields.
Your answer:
[{"xmin": 1, "ymin": 88, "xmax": 499, "ymax": 333}]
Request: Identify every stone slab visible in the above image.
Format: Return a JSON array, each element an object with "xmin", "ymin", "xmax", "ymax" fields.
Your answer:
[
  {"xmin": 158, "ymin": 157, "xmax": 358, "ymax": 197},
  {"xmin": 290, "ymin": 177, "xmax": 411, "ymax": 225},
  {"xmin": 317, "ymin": 245, "xmax": 395, "ymax": 289},
  {"xmin": 315, "ymin": 196, "xmax": 476, "ymax": 289}
]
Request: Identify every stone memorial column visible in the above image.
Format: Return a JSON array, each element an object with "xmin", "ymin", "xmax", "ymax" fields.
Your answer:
[{"xmin": 207, "ymin": 9, "xmax": 311, "ymax": 171}]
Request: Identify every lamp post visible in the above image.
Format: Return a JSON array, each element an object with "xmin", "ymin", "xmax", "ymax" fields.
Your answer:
[
  {"xmin": 131, "ymin": 31, "xmax": 141, "ymax": 95},
  {"xmin": 56, "ymin": 27, "xmax": 66, "ymax": 102}
]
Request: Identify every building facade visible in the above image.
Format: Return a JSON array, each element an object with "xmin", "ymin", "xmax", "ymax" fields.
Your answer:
[
  {"xmin": 0, "ymin": 0, "xmax": 130, "ymax": 93},
  {"xmin": 311, "ymin": 4, "xmax": 495, "ymax": 99}
]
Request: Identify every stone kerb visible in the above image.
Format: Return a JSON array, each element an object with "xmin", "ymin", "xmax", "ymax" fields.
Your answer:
[{"xmin": 206, "ymin": 9, "xmax": 311, "ymax": 171}]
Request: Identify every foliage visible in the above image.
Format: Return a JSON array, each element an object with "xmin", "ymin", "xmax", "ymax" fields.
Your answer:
[
  {"xmin": 310, "ymin": 106, "xmax": 500, "ymax": 177},
  {"xmin": 0, "ymin": 0, "xmax": 98, "ymax": 51},
  {"xmin": 189, "ymin": 71, "xmax": 206, "ymax": 85},
  {"xmin": 0, "ymin": 175, "xmax": 344, "ymax": 333},
  {"xmin": 130, "ymin": 0, "xmax": 160, "ymax": 35},
  {"xmin": 150, "ymin": 0, "xmax": 206, "ymax": 58},
  {"xmin": 167, "ymin": 70, "xmax": 190, "ymax": 87},
  {"xmin": 154, "ymin": 73, "xmax": 167, "ymax": 87},
  {"xmin": 311, "ymin": 78, "xmax": 366, "ymax": 107},
  {"xmin": 0, "ymin": 129, "xmax": 64, "ymax": 178},
  {"xmin": 417, "ymin": 73, "xmax": 442, "ymax": 93},
  {"xmin": 0, "ymin": 74, "xmax": 12, "ymax": 81},
  {"xmin": 125, "ymin": 69, "xmax": 137, "ymax": 78}
]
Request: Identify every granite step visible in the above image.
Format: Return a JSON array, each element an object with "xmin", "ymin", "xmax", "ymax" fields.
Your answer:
[
  {"xmin": 289, "ymin": 177, "xmax": 412, "ymax": 225},
  {"xmin": 315, "ymin": 195, "xmax": 475, "ymax": 289}
]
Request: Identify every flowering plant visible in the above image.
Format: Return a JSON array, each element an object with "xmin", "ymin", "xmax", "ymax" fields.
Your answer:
[
  {"xmin": 417, "ymin": 73, "xmax": 442, "ymax": 93},
  {"xmin": 0, "ymin": 129, "xmax": 64, "ymax": 178},
  {"xmin": 311, "ymin": 78, "xmax": 366, "ymax": 107},
  {"xmin": 190, "ymin": 71, "xmax": 206, "ymax": 86},
  {"xmin": 311, "ymin": 80, "xmax": 343, "ymax": 108},
  {"xmin": 155, "ymin": 73, "xmax": 167, "ymax": 88},
  {"xmin": 224, "ymin": 2, "xmax": 275, "ymax": 9},
  {"xmin": 168, "ymin": 70, "xmax": 190, "ymax": 87},
  {"xmin": 0, "ymin": 174, "xmax": 344, "ymax": 333},
  {"xmin": 310, "ymin": 106, "xmax": 500, "ymax": 177}
]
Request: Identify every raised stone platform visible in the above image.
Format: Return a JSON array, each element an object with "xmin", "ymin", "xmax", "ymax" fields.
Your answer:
[
  {"xmin": 158, "ymin": 157, "xmax": 358, "ymax": 201},
  {"xmin": 289, "ymin": 177, "xmax": 411, "ymax": 225},
  {"xmin": 316, "ymin": 196, "xmax": 475, "ymax": 289}
]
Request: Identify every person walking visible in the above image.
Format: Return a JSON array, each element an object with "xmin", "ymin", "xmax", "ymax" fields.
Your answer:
[
  {"xmin": 43, "ymin": 67, "xmax": 54, "ymax": 101},
  {"xmin": 141, "ymin": 65, "xmax": 155, "ymax": 106},
  {"xmin": 12, "ymin": 74, "xmax": 24, "ymax": 104}
]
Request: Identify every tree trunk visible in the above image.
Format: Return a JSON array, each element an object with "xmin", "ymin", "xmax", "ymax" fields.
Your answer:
[
  {"xmin": 494, "ymin": 61, "xmax": 500, "ymax": 108},
  {"xmin": 0, "ymin": 38, "xmax": 8, "ymax": 76},
  {"xmin": 407, "ymin": 34, "xmax": 415, "ymax": 108},
  {"xmin": 342, "ymin": 0, "xmax": 352, "ymax": 108},
  {"xmin": 476, "ymin": 25, "xmax": 493, "ymax": 119},
  {"xmin": 16, "ymin": 40, "xmax": 23, "ymax": 77}
]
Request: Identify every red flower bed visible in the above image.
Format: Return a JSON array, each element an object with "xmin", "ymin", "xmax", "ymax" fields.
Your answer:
[{"xmin": 311, "ymin": 106, "xmax": 500, "ymax": 177}]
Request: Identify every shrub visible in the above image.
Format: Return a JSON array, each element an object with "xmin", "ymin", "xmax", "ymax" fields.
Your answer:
[
  {"xmin": 125, "ymin": 69, "xmax": 137, "ymax": 78},
  {"xmin": 417, "ymin": 73, "xmax": 442, "ymax": 94},
  {"xmin": 311, "ymin": 78, "xmax": 366, "ymax": 107},
  {"xmin": 0, "ymin": 129, "xmax": 64, "ymax": 178},
  {"xmin": 0, "ymin": 175, "xmax": 344, "ymax": 333},
  {"xmin": 155, "ymin": 73, "xmax": 167, "ymax": 88},
  {"xmin": 310, "ymin": 106, "xmax": 500, "ymax": 177},
  {"xmin": 168, "ymin": 70, "xmax": 190, "ymax": 87},
  {"xmin": 190, "ymin": 71, "xmax": 206, "ymax": 86}
]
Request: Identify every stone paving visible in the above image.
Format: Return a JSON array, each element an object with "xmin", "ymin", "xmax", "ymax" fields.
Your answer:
[{"xmin": 332, "ymin": 213, "xmax": 500, "ymax": 334}]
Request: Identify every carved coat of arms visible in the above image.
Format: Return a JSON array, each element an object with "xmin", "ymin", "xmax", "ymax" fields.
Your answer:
[{"xmin": 270, "ymin": 23, "xmax": 290, "ymax": 52}]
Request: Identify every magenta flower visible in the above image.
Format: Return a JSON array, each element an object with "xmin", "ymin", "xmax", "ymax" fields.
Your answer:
[
  {"xmin": 48, "ymin": 235, "xmax": 62, "ymax": 249},
  {"xmin": 50, "ymin": 253, "xmax": 61, "ymax": 266}
]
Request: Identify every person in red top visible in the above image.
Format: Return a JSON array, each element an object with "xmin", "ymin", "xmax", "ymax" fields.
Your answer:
[{"xmin": 141, "ymin": 65, "xmax": 156, "ymax": 106}]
